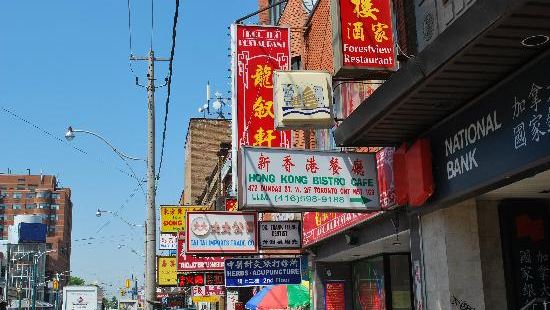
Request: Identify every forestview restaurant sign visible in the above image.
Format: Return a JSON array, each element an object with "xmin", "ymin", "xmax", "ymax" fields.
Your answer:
[
  {"xmin": 428, "ymin": 53, "xmax": 550, "ymax": 205},
  {"xmin": 331, "ymin": 0, "xmax": 397, "ymax": 76},
  {"xmin": 239, "ymin": 147, "xmax": 380, "ymax": 211}
]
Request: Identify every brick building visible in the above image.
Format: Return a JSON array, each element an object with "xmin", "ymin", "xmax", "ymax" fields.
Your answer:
[
  {"xmin": 0, "ymin": 174, "xmax": 72, "ymax": 281},
  {"xmin": 182, "ymin": 118, "xmax": 231, "ymax": 205}
]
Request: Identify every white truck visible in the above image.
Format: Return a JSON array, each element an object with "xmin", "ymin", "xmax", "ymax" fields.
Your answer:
[{"xmin": 63, "ymin": 286, "xmax": 101, "ymax": 310}]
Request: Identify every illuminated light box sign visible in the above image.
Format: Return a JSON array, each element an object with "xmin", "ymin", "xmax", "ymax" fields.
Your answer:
[
  {"xmin": 259, "ymin": 220, "xmax": 302, "ymax": 249},
  {"xmin": 330, "ymin": 0, "xmax": 397, "ymax": 77},
  {"xmin": 224, "ymin": 258, "xmax": 302, "ymax": 287},
  {"xmin": 238, "ymin": 147, "xmax": 380, "ymax": 211},
  {"xmin": 177, "ymin": 273, "xmax": 204, "ymax": 287},
  {"xmin": 186, "ymin": 211, "xmax": 258, "ymax": 254},
  {"xmin": 273, "ymin": 70, "xmax": 333, "ymax": 129}
]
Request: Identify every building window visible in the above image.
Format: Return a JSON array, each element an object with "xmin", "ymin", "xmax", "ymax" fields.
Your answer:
[
  {"xmin": 51, "ymin": 193, "xmax": 60, "ymax": 199},
  {"xmin": 28, "ymin": 184, "xmax": 37, "ymax": 190},
  {"xmin": 13, "ymin": 192, "xmax": 22, "ymax": 199},
  {"xmin": 0, "ymin": 204, "xmax": 5, "ymax": 210},
  {"xmin": 50, "ymin": 215, "xmax": 58, "ymax": 221},
  {"xmin": 12, "ymin": 204, "xmax": 21, "ymax": 210},
  {"xmin": 25, "ymin": 204, "xmax": 36, "ymax": 209},
  {"xmin": 37, "ymin": 203, "xmax": 50, "ymax": 209},
  {"xmin": 269, "ymin": 0, "xmax": 287, "ymax": 25},
  {"xmin": 26, "ymin": 193, "xmax": 36, "ymax": 199},
  {"xmin": 48, "ymin": 226, "xmax": 55, "ymax": 234},
  {"xmin": 291, "ymin": 56, "xmax": 302, "ymax": 70},
  {"xmin": 16, "ymin": 185, "xmax": 25, "ymax": 190},
  {"xmin": 37, "ymin": 191, "xmax": 51, "ymax": 198},
  {"xmin": 50, "ymin": 204, "xmax": 60, "ymax": 210},
  {"xmin": 46, "ymin": 243, "xmax": 53, "ymax": 250}
]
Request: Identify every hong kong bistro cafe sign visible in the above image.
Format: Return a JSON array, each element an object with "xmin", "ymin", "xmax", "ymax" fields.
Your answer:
[{"xmin": 238, "ymin": 147, "xmax": 380, "ymax": 212}]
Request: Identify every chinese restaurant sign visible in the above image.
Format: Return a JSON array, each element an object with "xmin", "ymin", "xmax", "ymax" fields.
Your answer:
[
  {"xmin": 259, "ymin": 220, "xmax": 302, "ymax": 249},
  {"xmin": 302, "ymin": 212, "xmax": 379, "ymax": 247},
  {"xmin": 224, "ymin": 258, "xmax": 302, "ymax": 287},
  {"xmin": 186, "ymin": 211, "xmax": 258, "ymax": 254},
  {"xmin": 239, "ymin": 147, "xmax": 380, "ymax": 211},
  {"xmin": 160, "ymin": 205, "xmax": 209, "ymax": 233},
  {"xmin": 427, "ymin": 54, "xmax": 550, "ymax": 206},
  {"xmin": 273, "ymin": 70, "xmax": 333, "ymax": 129},
  {"xmin": 230, "ymin": 24, "xmax": 291, "ymax": 189},
  {"xmin": 159, "ymin": 233, "xmax": 177, "ymax": 250},
  {"xmin": 157, "ymin": 256, "xmax": 177, "ymax": 287},
  {"xmin": 177, "ymin": 232, "xmax": 225, "ymax": 271},
  {"xmin": 331, "ymin": 0, "xmax": 397, "ymax": 76}
]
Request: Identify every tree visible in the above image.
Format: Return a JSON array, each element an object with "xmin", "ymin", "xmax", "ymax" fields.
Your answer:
[
  {"xmin": 67, "ymin": 276, "xmax": 86, "ymax": 286},
  {"xmin": 101, "ymin": 298, "xmax": 109, "ymax": 310},
  {"xmin": 109, "ymin": 296, "xmax": 119, "ymax": 309}
]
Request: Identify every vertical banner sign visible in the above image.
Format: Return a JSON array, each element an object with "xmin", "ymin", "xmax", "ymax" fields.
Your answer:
[
  {"xmin": 325, "ymin": 281, "xmax": 346, "ymax": 310},
  {"xmin": 157, "ymin": 256, "xmax": 177, "ymax": 287},
  {"xmin": 334, "ymin": 0, "xmax": 397, "ymax": 73},
  {"xmin": 231, "ymin": 24, "xmax": 291, "ymax": 191}
]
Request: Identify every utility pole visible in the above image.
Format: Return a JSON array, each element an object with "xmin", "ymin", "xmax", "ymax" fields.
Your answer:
[{"xmin": 130, "ymin": 50, "xmax": 169, "ymax": 310}]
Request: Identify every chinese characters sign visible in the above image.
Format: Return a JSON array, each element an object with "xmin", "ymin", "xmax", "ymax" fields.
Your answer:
[
  {"xmin": 273, "ymin": 70, "xmax": 333, "ymax": 129},
  {"xmin": 157, "ymin": 256, "xmax": 177, "ymax": 286},
  {"xmin": 333, "ymin": 0, "xmax": 397, "ymax": 74},
  {"xmin": 160, "ymin": 205, "xmax": 209, "ymax": 233},
  {"xmin": 239, "ymin": 147, "xmax": 380, "ymax": 211},
  {"xmin": 159, "ymin": 233, "xmax": 177, "ymax": 250},
  {"xmin": 225, "ymin": 198, "xmax": 238, "ymax": 212},
  {"xmin": 186, "ymin": 212, "xmax": 258, "ymax": 254},
  {"xmin": 259, "ymin": 220, "xmax": 302, "ymax": 249},
  {"xmin": 302, "ymin": 212, "xmax": 379, "ymax": 246},
  {"xmin": 177, "ymin": 273, "xmax": 204, "ymax": 287},
  {"xmin": 325, "ymin": 281, "xmax": 346, "ymax": 310},
  {"xmin": 224, "ymin": 258, "xmax": 302, "ymax": 287},
  {"xmin": 192, "ymin": 285, "xmax": 225, "ymax": 297},
  {"xmin": 177, "ymin": 234, "xmax": 225, "ymax": 271},
  {"xmin": 427, "ymin": 54, "xmax": 550, "ymax": 205}
]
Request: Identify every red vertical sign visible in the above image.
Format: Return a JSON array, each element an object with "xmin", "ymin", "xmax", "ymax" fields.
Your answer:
[
  {"xmin": 325, "ymin": 281, "xmax": 346, "ymax": 310},
  {"xmin": 339, "ymin": 0, "xmax": 396, "ymax": 70},
  {"xmin": 233, "ymin": 25, "xmax": 291, "ymax": 150}
]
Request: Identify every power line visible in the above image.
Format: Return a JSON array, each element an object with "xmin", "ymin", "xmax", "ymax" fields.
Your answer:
[
  {"xmin": 96, "ymin": 183, "xmax": 142, "ymax": 234},
  {"xmin": 0, "ymin": 105, "xmax": 142, "ymax": 183},
  {"xmin": 156, "ymin": 0, "xmax": 180, "ymax": 184}
]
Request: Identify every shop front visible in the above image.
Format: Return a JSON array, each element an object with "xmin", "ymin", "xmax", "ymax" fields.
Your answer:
[{"xmin": 303, "ymin": 210, "xmax": 414, "ymax": 310}]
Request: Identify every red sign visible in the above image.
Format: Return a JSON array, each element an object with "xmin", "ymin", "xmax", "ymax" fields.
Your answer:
[
  {"xmin": 192, "ymin": 285, "xmax": 225, "ymax": 297},
  {"xmin": 177, "ymin": 237, "xmax": 225, "ymax": 271},
  {"xmin": 205, "ymin": 273, "xmax": 225, "ymax": 286},
  {"xmin": 302, "ymin": 212, "xmax": 379, "ymax": 247},
  {"xmin": 177, "ymin": 273, "xmax": 205, "ymax": 287},
  {"xmin": 225, "ymin": 198, "xmax": 238, "ymax": 212},
  {"xmin": 339, "ymin": 0, "xmax": 396, "ymax": 70},
  {"xmin": 325, "ymin": 281, "xmax": 346, "ymax": 310},
  {"xmin": 376, "ymin": 147, "xmax": 396, "ymax": 209},
  {"xmin": 232, "ymin": 24, "xmax": 291, "ymax": 150}
]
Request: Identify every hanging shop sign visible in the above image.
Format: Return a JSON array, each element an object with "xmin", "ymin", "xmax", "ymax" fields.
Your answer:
[
  {"xmin": 258, "ymin": 220, "xmax": 302, "ymax": 249},
  {"xmin": 159, "ymin": 233, "xmax": 178, "ymax": 250},
  {"xmin": 427, "ymin": 54, "xmax": 550, "ymax": 207},
  {"xmin": 224, "ymin": 257, "xmax": 302, "ymax": 287},
  {"xmin": 273, "ymin": 70, "xmax": 333, "ymax": 129},
  {"xmin": 230, "ymin": 24, "xmax": 292, "ymax": 190},
  {"xmin": 157, "ymin": 256, "xmax": 177, "ymax": 287},
  {"xmin": 160, "ymin": 205, "xmax": 209, "ymax": 233},
  {"xmin": 176, "ymin": 230, "xmax": 226, "ymax": 271},
  {"xmin": 186, "ymin": 211, "xmax": 258, "ymax": 254},
  {"xmin": 325, "ymin": 281, "xmax": 346, "ymax": 310},
  {"xmin": 192, "ymin": 296, "xmax": 221, "ymax": 303},
  {"xmin": 192, "ymin": 285, "xmax": 225, "ymax": 297},
  {"xmin": 205, "ymin": 273, "xmax": 226, "ymax": 286},
  {"xmin": 333, "ymin": 80, "xmax": 381, "ymax": 119},
  {"xmin": 376, "ymin": 147, "xmax": 397, "ymax": 209},
  {"xmin": 225, "ymin": 198, "xmax": 238, "ymax": 212},
  {"xmin": 331, "ymin": 0, "xmax": 397, "ymax": 77},
  {"xmin": 239, "ymin": 147, "xmax": 380, "ymax": 211},
  {"xmin": 302, "ymin": 212, "xmax": 379, "ymax": 247},
  {"xmin": 177, "ymin": 273, "xmax": 205, "ymax": 287}
]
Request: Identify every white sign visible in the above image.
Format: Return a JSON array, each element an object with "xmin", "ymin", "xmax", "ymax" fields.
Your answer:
[
  {"xmin": 239, "ymin": 147, "xmax": 380, "ymax": 211},
  {"xmin": 191, "ymin": 285, "xmax": 225, "ymax": 297},
  {"xmin": 226, "ymin": 291, "xmax": 239, "ymax": 310},
  {"xmin": 186, "ymin": 211, "xmax": 258, "ymax": 254},
  {"xmin": 259, "ymin": 220, "xmax": 302, "ymax": 249},
  {"xmin": 273, "ymin": 70, "xmax": 333, "ymax": 129},
  {"xmin": 159, "ymin": 233, "xmax": 178, "ymax": 250}
]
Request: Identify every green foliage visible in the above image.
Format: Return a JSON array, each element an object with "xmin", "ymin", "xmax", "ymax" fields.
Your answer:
[
  {"xmin": 109, "ymin": 296, "xmax": 119, "ymax": 309},
  {"xmin": 67, "ymin": 276, "xmax": 86, "ymax": 286}
]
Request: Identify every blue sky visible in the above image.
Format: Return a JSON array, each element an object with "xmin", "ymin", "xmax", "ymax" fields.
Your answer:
[{"xmin": 0, "ymin": 0, "xmax": 258, "ymax": 297}]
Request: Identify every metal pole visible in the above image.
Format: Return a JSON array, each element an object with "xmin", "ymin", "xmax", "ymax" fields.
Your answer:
[
  {"xmin": 145, "ymin": 49, "xmax": 157, "ymax": 310},
  {"xmin": 18, "ymin": 288, "xmax": 22, "ymax": 310},
  {"xmin": 31, "ymin": 256, "xmax": 36, "ymax": 310}
]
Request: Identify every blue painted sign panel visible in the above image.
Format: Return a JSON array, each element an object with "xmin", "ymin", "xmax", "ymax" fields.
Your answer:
[
  {"xmin": 427, "ymin": 53, "xmax": 550, "ymax": 205},
  {"xmin": 224, "ymin": 257, "xmax": 302, "ymax": 287}
]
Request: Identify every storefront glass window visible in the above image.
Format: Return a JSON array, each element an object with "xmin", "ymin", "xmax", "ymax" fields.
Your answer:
[
  {"xmin": 353, "ymin": 256, "xmax": 386, "ymax": 310},
  {"xmin": 389, "ymin": 255, "xmax": 412, "ymax": 310}
]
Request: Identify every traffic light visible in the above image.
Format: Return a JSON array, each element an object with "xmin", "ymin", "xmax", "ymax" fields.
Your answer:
[
  {"xmin": 53, "ymin": 280, "xmax": 59, "ymax": 290},
  {"xmin": 125, "ymin": 279, "xmax": 131, "ymax": 289},
  {"xmin": 120, "ymin": 289, "xmax": 126, "ymax": 297}
]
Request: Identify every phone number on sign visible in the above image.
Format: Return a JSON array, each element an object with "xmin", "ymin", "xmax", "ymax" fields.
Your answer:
[{"xmin": 273, "ymin": 194, "xmax": 345, "ymax": 204}]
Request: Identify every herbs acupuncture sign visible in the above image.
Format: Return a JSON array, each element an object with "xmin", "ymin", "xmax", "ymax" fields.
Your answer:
[{"xmin": 239, "ymin": 147, "xmax": 380, "ymax": 212}]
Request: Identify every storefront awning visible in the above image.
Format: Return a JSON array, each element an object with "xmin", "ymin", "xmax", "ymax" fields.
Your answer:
[{"xmin": 333, "ymin": 0, "xmax": 550, "ymax": 146}]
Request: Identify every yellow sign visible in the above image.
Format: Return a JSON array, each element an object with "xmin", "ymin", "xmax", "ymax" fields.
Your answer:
[
  {"xmin": 160, "ymin": 205, "xmax": 209, "ymax": 233},
  {"xmin": 192, "ymin": 296, "xmax": 220, "ymax": 303},
  {"xmin": 157, "ymin": 256, "xmax": 177, "ymax": 286}
]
